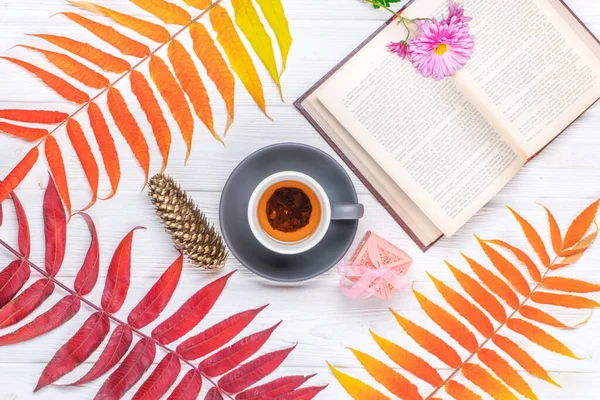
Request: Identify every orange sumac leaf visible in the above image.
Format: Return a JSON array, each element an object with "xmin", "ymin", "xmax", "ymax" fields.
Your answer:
[
  {"xmin": 477, "ymin": 237, "xmax": 530, "ymax": 296},
  {"xmin": 553, "ymin": 228, "xmax": 599, "ymax": 269},
  {"xmin": 519, "ymin": 305, "xmax": 572, "ymax": 328},
  {"xmin": 0, "ymin": 122, "xmax": 47, "ymax": 141},
  {"xmin": 0, "ymin": 147, "xmax": 39, "ymax": 203},
  {"xmin": 350, "ymin": 349, "xmax": 422, "ymax": 400},
  {"xmin": 45, "ymin": 137, "xmax": 71, "ymax": 216},
  {"xmin": 492, "ymin": 334, "xmax": 559, "ymax": 387},
  {"xmin": 30, "ymin": 34, "xmax": 130, "ymax": 73},
  {"xmin": 129, "ymin": 0, "xmax": 191, "ymax": 25},
  {"xmin": 445, "ymin": 380, "xmax": 482, "ymax": 400},
  {"xmin": 107, "ymin": 88, "xmax": 150, "ymax": 186},
  {"xmin": 130, "ymin": 71, "xmax": 171, "ymax": 173},
  {"xmin": 148, "ymin": 55, "xmax": 194, "ymax": 162},
  {"xmin": 446, "ymin": 261, "xmax": 507, "ymax": 323},
  {"xmin": 210, "ymin": 5, "xmax": 269, "ymax": 119},
  {"xmin": 413, "ymin": 288, "xmax": 478, "ymax": 352},
  {"xmin": 478, "ymin": 348, "xmax": 538, "ymax": 400},
  {"xmin": 17, "ymin": 45, "xmax": 109, "ymax": 89},
  {"xmin": 184, "ymin": 0, "xmax": 211, "ymax": 10},
  {"xmin": 531, "ymin": 291, "xmax": 600, "ymax": 309},
  {"xmin": 370, "ymin": 330, "xmax": 442, "ymax": 387},
  {"xmin": 462, "ymin": 363, "xmax": 518, "ymax": 400},
  {"xmin": 60, "ymin": 12, "xmax": 150, "ymax": 58},
  {"xmin": 541, "ymin": 276, "xmax": 600, "ymax": 293},
  {"xmin": 563, "ymin": 199, "xmax": 600, "ymax": 249},
  {"xmin": 539, "ymin": 204, "xmax": 562, "ymax": 254},
  {"xmin": 0, "ymin": 109, "xmax": 68, "ymax": 124},
  {"xmin": 508, "ymin": 206, "xmax": 551, "ymax": 267},
  {"xmin": 507, "ymin": 318, "xmax": 581, "ymax": 359},
  {"xmin": 327, "ymin": 362, "xmax": 390, "ymax": 400},
  {"xmin": 428, "ymin": 273, "xmax": 494, "ymax": 338},
  {"xmin": 87, "ymin": 103, "xmax": 120, "ymax": 199},
  {"xmin": 390, "ymin": 308, "xmax": 461, "ymax": 368},
  {"xmin": 1, "ymin": 57, "xmax": 89, "ymax": 104},
  {"xmin": 68, "ymin": 1, "xmax": 170, "ymax": 43},
  {"xmin": 485, "ymin": 240, "xmax": 541, "ymax": 282},
  {"xmin": 463, "ymin": 254, "xmax": 520, "ymax": 309},
  {"xmin": 190, "ymin": 23, "xmax": 235, "ymax": 134},
  {"xmin": 66, "ymin": 119, "xmax": 99, "ymax": 210},
  {"xmin": 168, "ymin": 40, "xmax": 221, "ymax": 144}
]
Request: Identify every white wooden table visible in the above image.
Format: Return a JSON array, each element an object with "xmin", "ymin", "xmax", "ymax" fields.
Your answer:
[{"xmin": 0, "ymin": 1, "xmax": 599, "ymax": 399}]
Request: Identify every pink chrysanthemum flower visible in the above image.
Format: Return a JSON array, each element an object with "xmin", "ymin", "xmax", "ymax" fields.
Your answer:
[
  {"xmin": 386, "ymin": 41, "xmax": 408, "ymax": 59},
  {"xmin": 408, "ymin": 19, "xmax": 474, "ymax": 80},
  {"xmin": 443, "ymin": 1, "xmax": 472, "ymax": 24}
]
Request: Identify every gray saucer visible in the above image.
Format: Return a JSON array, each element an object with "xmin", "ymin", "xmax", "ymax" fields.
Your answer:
[{"xmin": 219, "ymin": 143, "xmax": 359, "ymax": 282}]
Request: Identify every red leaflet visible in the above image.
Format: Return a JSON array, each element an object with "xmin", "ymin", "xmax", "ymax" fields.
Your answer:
[
  {"xmin": 44, "ymin": 176, "xmax": 67, "ymax": 277},
  {"xmin": 0, "ymin": 279, "xmax": 54, "ymax": 328},
  {"xmin": 0, "ymin": 146, "xmax": 39, "ymax": 204},
  {"xmin": 153, "ymin": 271, "xmax": 235, "ymax": 345},
  {"xmin": 236, "ymin": 375, "xmax": 316, "ymax": 400},
  {"xmin": 218, "ymin": 346, "xmax": 296, "ymax": 393},
  {"xmin": 11, "ymin": 190, "xmax": 31, "ymax": 257},
  {"xmin": 45, "ymin": 136, "xmax": 72, "ymax": 216},
  {"xmin": 35, "ymin": 312, "xmax": 110, "ymax": 391},
  {"xmin": 177, "ymin": 305, "xmax": 268, "ymax": 360},
  {"xmin": 206, "ymin": 387, "xmax": 224, "ymax": 400},
  {"xmin": 69, "ymin": 325, "xmax": 133, "ymax": 385},
  {"xmin": 0, "ymin": 109, "xmax": 69, "ymax": 124},
  {"xmin": 66, "ymin": 119, "xmax": 99, "ymax": 210},
  {"xmin": 0, "ymin": 295, "xmax": 79, "ymax": 346},
  {"xmin": 0, "ymin": 121, "xmax": 48, "ymax": 141},
  {"xmin": 274, "ymin": 386, "xmax": 327, "ymax": 400},
  {"xmin": 201, "ymin": 322, "xmax": 282, "ymax": 377},
  {"xmin": 128, "ymin": 255, "xmax": 183, "ymax": 329},
  {"xmin": 74, "ymin": 213, "xmax": 100, "ymax": 296},
  {"xmin": 95, "ymin": 338, "xmax": 156, "ymax": 399},
  {"xmin": 167, "ymin": 369, "xmax": 203, "ymax": 400},
  {"xmin": 88, "ymin": 103, "xmax": 120, "ymax": 199},
  {"xmin": 132, "ymin": 353, "xmax": 181, "ymax": 400},
  {"xmin": 101, "ymin": 226, "xmax": 145, "ymax": 313},
  {"xmin": 0, "ymin": 260, "xmax": 30, "ymax": 308},
  {"xmin": 0, "ymin": 203, "xmax": 2, "ymax": 225}
]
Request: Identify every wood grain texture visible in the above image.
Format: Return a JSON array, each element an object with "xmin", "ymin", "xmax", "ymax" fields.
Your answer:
[{"xmin": 0, "ymin": 0, "xmax": 599, "ymax": 399}]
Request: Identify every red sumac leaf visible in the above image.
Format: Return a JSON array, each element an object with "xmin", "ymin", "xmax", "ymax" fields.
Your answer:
[
  {"xmin": 95, "ymin": 338, "xmax": 156, "ymax": 399},
  {"xmin": 0, "ymin": 260, "xmax": 30, "ymax": 308},
  {"xmin": 0, "ymin": 202, "xmax": 2, "ymax": 226},
  {"xmin": 153, "ymin": 271, "xmax": 235, "ymax": 345},
  {"xmin": 44, "ymin": 175, "xmax": 67, "ymax": 277},
  {"xmin": 206, "ymin": 387, "xmax": 224, "ymax": 400},
  {"xmin": 201, "ymin": 322, "xmax": 282, "ymax": 377},
  {"xmin": 69, "ymin": 325, "xmax": 133, "ymax": 386},
  {"xmin": 132, "ymin": 353, "xmax": 181, "ymax": 400},
  {"xmin": 0, "ymin": 279, "xmax": 54, "ymax": 328},
  {"xmin": 128, "ymin": 255, "xmax": 183, "ymax": 329},
  {"xmin": 167, "ymin": 369, "xmax": 203, "ymax": 400},
  {"xmin": 102, "ymin": 226, "xmax": 145, "ymax": 313},
  {"xmin": 35, "ymin": 312, "xmax": 110, "ymax": 391},
  {"xmin": 236, "ymin": 374, "xmax": 316, "ymax": 400},
  {"xmin": 218, "ymin": 346, "xmax": 296, "ymax": 393},
  {"xmin": 274, "ymin": 386, "xmax": 327, "ymax": 400},
  {"xmin": 74, "ymin": 213, "xmax": 100, "ymax": 296},
  {"xmin": 12, "ymin": 190, "xmax": 31, "ymax": 258},
  {"xmin": 178, "ymin": 305, "xmax": 268, "ymax": 360},
  {"xmin": 0, "ymin": 295, "xmax": 79, "ymax": 346}
]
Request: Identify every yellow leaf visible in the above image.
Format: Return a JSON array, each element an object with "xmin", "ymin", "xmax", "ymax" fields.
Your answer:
[
  {"xmin": 531, "ymin": 292, "xmax": 600, "ymax": 309},
  {"xmin": 508, "ymin": 206, "xmax": 551, "ymax": 267},
  {"xmin": 129, "ymin": 0, "xmax": 191, "ymax": 25},
  {"xmin": 478, "ymin": 348, "xmax": 538, "ymax": 400},
  {"xmin": 257, "ymin": 0, "xmax": 292, "ymax": 75},
  {"xmin": 327, "ymin": 362, "xmax": 390, "ymax": 400},
  {"xmin": 485, "ymin": 240, "xmax": 541, "ymax": 282},
  {"xmin": 563, "ymin": 199, "xmax": 599, "ymax": 249},
  {"xmin": 445, "ymin": 380, "xmax": 482, "ymax": 400},
  {"xmin": 390, "ymin": 308, "xmax": 461, "ymax": 368},
  {"xmin": 349, "ymin": 349, "xmax": 423, "ymax": 400},
  {"xmin": 463, "ymin": 254, "xmax": 520, "ymax": 309},
  {"xmin": 370, "ymin": 330, "xmax": 442, "ymax": 387},
  {"xmin": 462, "ymin": 363, "xmax": 518, "ymax": 400},
  {"xmin": 541, "ymin": 277, "xmax": 600, "ymax": 293},
  {"xmin": 232, "ymin": 0, "xmax": 283, "ymax": 100},
  {"xmin": 477, "ymin": 237, "xmax": 530, "ymax": 296},
  {"xmin": 210, "ymin": 5, "xmax": 270, "ymax": 119},
  {"xmin": 539, "ymin": 203, "xmax": 563, "ymax": 254},
  {"xmin": 446, "ymin": 261, "xmax": 507, "ymax": 323},
  {"xmin": 413, "ymin": 287, "xmax": 479, "ymax": 352},
  {"xmin": 507, "ymin": 318, "xmax": 582, "ymax": 359}
]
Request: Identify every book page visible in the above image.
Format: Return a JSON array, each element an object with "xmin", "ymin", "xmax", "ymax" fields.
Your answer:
[
  {"xmin": 317, "ymin": 19, "xmax": 525, "ymax": 237},
  {"xmin": 453, "ymin": 0, "xmax": 600, "ymax": 157}
]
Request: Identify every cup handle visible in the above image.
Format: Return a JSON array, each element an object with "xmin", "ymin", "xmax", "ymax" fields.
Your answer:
[{"xmin": 330, "ymin": 202, "xmax": 364, "ymax": 220}]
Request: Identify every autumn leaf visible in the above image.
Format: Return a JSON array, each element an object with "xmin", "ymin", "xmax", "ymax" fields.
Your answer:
[
  {"xmin": 508, "ymin": 206, "xmax": 551, "ymax": 267},
  {"xmin": 328, "ymin": 362, "xmax": 390, "ymax": 400},
  {"xmin": 256, "ymin": 0, "xmax": 292, "ymax": 75},
  {"xmin": 563, "ymin": 199, "xmax": 600, "ymax": 249}
]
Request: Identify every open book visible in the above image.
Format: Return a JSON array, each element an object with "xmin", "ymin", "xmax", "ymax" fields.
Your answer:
[{"xmin": 296, "ymin": 0, "xmax": 600, "ymax": 251}]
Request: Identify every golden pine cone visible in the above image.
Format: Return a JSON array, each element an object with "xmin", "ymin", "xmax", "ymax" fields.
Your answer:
[{"xmin": 148, "ymin": 173, "xmax": 228, "ymax": 269}]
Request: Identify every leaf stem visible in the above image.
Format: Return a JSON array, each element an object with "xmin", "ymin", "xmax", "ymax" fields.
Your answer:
[
  {"xmin": 0, "ymin": 237, "xmax": 233, "ymax": 399},
  {"xmin": 424, "ymin": 254, "xmax": 560, "ymax": 399}
]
